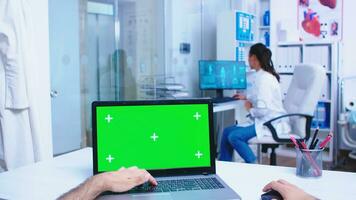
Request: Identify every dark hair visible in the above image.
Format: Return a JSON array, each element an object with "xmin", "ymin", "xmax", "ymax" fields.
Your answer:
[{"xmin": 249, "ymin": 43, "xmax": 280, "ymax": 82}]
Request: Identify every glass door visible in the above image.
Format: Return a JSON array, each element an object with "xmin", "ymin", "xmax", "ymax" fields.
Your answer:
[
  {"xmin": 49, "ymin": 0, "xmax": 82, "ymax": 155},
  {"xmin": 49, "ymin": 0, "xmax": 167, "ymax": 153}
]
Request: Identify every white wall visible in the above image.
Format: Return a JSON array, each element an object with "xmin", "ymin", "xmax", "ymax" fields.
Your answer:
[
  {"xmin": 340, "ymin": 0, "xmax": 356, "ymax": 78},
  {"xmin": 202, "ymin": 0, "xmax": 232, "ymax": 60},
  {"xmin": 165, "ymin": 0, "xmax": 202, "ymax": 97},
  {"xmin": 270, "ymin": 0, "xmax": 299, "ymax": 61},
  {"xmin": 165, "ymin": 0, "xmax": 232, "ymax": 97}
]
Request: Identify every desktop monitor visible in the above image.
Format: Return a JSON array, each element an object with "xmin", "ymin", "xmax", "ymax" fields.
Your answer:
[{"xmin": 199, "ymin": 60, "xmax": 247, "ymax": 98}]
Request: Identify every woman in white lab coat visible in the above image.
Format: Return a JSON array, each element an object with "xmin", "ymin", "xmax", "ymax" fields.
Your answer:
[{"xmin": 219, "ymin": 43, "xmax": 290, "ymax": 163}]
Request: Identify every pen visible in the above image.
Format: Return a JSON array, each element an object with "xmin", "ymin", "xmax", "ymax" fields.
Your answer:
[
  {"xmin": 296, "ymin": 139, "xmax": 304, "ymax": 150},
  {"xmin": 290, "ymin": 136, "xmax": 300, "ymax": 148},
  {"xmin": 319, "ymin": 133, "xmax": 333, "ymax": 149},
  {"xmin": 311, "ymin": 139, "xmax": 319, "ymax": 149},
  {"xmin": 309, "ymin": 128, "xmax": 319, "ymax": 149},
  {"xmin": 299, "ymin": 140, "xmax": 309, "ymax": 150}
]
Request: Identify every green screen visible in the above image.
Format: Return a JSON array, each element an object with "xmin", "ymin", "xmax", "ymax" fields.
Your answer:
[{"xmin": 96, "ymin": 104, "xmax": 211, "ymax": 172}]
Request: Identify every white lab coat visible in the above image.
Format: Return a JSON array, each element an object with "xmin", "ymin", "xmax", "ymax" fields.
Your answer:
[
  {"xmin": 0, "ymin": 0, "xmax": 53, "ymax": 170},
  {"xmin": 247, "ymin": 70, "xmax": 291, "ymax": 139}
]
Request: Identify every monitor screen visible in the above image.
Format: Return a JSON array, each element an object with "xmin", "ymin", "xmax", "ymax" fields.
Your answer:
[
  {"xmin": 94, "ymin": 103, "xmax": 212, "ymax": 172},
  {"xmin": 199, "ymin": 60, "xmax": 247, "ymax": 90}
]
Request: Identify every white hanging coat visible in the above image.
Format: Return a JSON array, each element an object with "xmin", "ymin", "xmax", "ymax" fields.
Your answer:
[
  {"xmin": 247, "ymin": 70, "xmax": 291, "ymax": 139},
  {"xmin": 0, "ymin": 0, "xmax": 53, "ymax": 170}
]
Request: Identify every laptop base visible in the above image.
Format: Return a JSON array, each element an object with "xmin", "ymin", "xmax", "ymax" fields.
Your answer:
[{"xmin": 98, "ymin": 175, "xmax": 241, "ymax": 200}]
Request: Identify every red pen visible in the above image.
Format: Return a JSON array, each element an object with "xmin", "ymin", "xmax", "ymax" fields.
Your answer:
[
  {"xmin": 299, "ymin": 140, "xmax": 309, "ymax": 150},
  {"xmin": 290, "ymin": 136, "xmax": 300, "ymax": 148},
  {"xmin": 319, "ymin": 133, "xmax": 333, "ymax": 149}
]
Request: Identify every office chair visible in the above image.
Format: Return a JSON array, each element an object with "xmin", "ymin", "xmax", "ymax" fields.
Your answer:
[{"xmin": 248, "ymin": 64, "xmax": 325, "ymax": 165}]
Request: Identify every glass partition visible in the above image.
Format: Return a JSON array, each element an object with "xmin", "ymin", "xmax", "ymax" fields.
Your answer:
[{"xmin": 49, "ymin": 0, "xmax": 237, "ymax": 153}]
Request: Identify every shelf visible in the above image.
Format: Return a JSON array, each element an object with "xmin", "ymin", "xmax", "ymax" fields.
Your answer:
[
  {"xmin": 259, "ymin": 26, "xmax": 270, "ymax": 29},
  {"xmin": 278, "ymin": 72, "xmax": 293, "ymax": 75},
  {"xmin": 278, "ymin": 41, "xmax": 337, "ymax": 46},
  {"xmin": 311, "ymin": 128, "xmax": 331, "ymax": 132},
  {"xmin": 278, "ymin": 71, "xmax": 331, "ymax": 75},
  {"xmin": 236, "ymin": 40, "xmax": 256, "ymax": 45},
  {"xmin": 319, "ymin": 99, "xmax": 331, "ymax": 103},
  {"xmin": 278, "ymin": 41, "xmax": 303, "ymax": 46}
]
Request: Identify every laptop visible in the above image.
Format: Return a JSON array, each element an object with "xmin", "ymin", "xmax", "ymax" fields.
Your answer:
[{"xmin": 92, "ymin": 99, "xmax": 241, "ymax": 200}]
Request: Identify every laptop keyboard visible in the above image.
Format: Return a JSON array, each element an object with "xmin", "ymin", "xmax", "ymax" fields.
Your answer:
[{"xmin": 129, "ymin": 177, "xmax": 225, "ymax": 193}]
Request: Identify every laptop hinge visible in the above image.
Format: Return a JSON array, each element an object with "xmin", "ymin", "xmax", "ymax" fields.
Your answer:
[{"xmin": 202, "ymin": 172, "xmax": 209, "ymax": 175}]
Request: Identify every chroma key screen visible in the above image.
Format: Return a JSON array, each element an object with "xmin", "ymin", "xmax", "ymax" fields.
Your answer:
[{"xmin": 95, "ymin": 104, "xmax": 211, "ymax": 172}]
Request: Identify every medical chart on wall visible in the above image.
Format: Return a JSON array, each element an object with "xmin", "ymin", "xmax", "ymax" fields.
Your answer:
[{"xmin": 298, "ymin": 0, "xmax": 343, "ymax": 41}]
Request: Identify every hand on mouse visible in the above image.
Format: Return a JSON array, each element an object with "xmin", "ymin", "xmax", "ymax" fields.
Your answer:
[
  {"xmin": 263, "ymin": 179, "xmax": 317, "ymax": 200},
  {"xmin": 233, "ymin": 93, "xmax": 246, "ymax": 100}
]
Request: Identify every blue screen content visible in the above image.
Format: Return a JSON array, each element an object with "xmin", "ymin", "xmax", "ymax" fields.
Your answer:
[{"xmin": 199, "ymin": 61, "xmax": 247, "ymax": 90}]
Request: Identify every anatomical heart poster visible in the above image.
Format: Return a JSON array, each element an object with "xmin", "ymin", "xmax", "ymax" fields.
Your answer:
[{"xmin": 298, "ymin": 0, "xmax": 343, "ymax": 41}]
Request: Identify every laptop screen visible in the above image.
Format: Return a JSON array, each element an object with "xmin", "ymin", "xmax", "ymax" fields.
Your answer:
[{"xmin": 94, "ymin": 102, "xmax": 212, "ymax": 173}]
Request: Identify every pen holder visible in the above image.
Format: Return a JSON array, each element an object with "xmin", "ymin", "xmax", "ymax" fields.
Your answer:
[{"xmin": 296, "ymin": 148, "xmax": 323, "ymax": 178}]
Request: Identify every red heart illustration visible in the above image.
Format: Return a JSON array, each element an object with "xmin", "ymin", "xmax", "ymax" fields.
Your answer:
[
  {"xmin": 302, "ymin": 10, "xmax": 321, "ymax": 37},
  {"xmin": 319, "ymin": 0, "xmax": 337, "ymax": 9},
  {"xmin": 302, "ymin": 20, "xmax": 321, "ymax": 37}
]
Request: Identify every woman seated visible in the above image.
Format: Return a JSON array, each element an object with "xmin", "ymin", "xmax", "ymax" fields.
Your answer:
[{"xmin": 219, "ymin": 43, "xmax": 291, "ymax": 163}]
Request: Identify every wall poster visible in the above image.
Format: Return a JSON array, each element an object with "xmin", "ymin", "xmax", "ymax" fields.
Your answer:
[{"xmin": 298, "ymin": 0, "xmax": 343, "ymax": 41}]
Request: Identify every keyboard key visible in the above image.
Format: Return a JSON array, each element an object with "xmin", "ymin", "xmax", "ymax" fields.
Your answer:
[{"xmin": 130, "ymin": 177, "xmax": 225, "ymax": 193}]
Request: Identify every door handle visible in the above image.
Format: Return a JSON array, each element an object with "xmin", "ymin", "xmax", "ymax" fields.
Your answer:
[{"xmin": 51, "ymin": 90, "xmax": 59, "ymax": 98}]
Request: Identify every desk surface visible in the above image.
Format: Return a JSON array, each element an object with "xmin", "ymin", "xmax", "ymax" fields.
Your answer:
[
  {"xmin": 213, "ymin": 100, "xmax": 241, "ymax": 113},
  {"xmin": 0, "ymin": 148, "xmax": 355, "ymax": 200}
]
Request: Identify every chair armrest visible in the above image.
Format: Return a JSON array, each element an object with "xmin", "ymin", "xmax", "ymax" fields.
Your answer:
[{"xmin": 263, "ymin": 113, "xmax": 313, "ymax": 143}]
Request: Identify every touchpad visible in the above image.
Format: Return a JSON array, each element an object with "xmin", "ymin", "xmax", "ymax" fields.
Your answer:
[{"xmin": 133, "ymin": 193, "xmax": 173, "ymax": 200}]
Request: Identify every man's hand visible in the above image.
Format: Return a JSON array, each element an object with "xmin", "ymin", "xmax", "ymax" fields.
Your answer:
[
  {"xmin": 101, "ymin": 166, "xmax": 158, "ymax": 193},
  {"xmin": 233, "ymin": 93, "xmax": 246, "ymax": 100},
  {"xmin": 58, "ymin": 166, "xmax": 157, "ymax": 200},
  {"xmin": 244, "ymin": 101, "xmax": 253, "ymax": 111},
  {"xmin": 263, "ymin": 179, "xmax": 317, "ymax": 200}
]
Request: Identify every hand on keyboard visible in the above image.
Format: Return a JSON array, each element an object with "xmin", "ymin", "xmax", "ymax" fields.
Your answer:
[{"xmin": 130, "ymin": 178, "xmax": 225, "ymax": 193}]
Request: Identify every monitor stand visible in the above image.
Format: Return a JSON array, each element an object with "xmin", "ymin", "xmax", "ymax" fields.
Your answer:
[
  {"xmin": 216, "ymin": 89, "xmax": 224, "ymax": 99},
  {"xmin": 212, "ymin": 89, "xmax": 234, "ymax": 103}
]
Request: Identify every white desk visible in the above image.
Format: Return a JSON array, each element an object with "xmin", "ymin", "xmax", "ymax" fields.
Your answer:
[
  {"xmin": 0, "ymin": 148, "xmax": 355, "ymax": 200},
  {"xmin": 213, "ymin": 101, "xmax": 248, "ymax": 152},
  {"xmin": 213, "ymin": 101, "xmax": 240, "ymax": 113},
  {"xmin": 213, "ymin": 100, "xmax": 248, "ymax": 124},
  {"xmin": 213, "ymin": 101, "xmax": 239, "ymax": 152}
]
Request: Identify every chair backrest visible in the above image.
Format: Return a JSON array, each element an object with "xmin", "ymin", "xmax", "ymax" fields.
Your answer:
[{"xmin": 284, "ymin": 64, "xmax": 325, "ymax": 137}]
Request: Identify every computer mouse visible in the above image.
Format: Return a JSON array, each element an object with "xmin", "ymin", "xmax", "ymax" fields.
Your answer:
[{"xmin": 261, "ymin": 189, "xmax": 283, "ymax": 200}]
